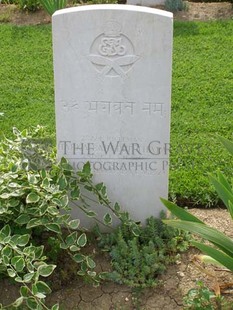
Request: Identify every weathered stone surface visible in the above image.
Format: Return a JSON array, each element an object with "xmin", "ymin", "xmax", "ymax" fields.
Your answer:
[{"xmin": 53, "ymin": 5, "xmax": 173, "ymax": 227}]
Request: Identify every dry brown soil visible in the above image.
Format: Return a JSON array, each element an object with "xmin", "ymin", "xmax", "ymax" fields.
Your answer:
[
  {"xmin": 0, "ymin": 1, "xmax": 232, "ymax": 24},
  {"xmin": 1, "ymin": 209, "xmax": 233, "ymax": 309},
  {"xmin": 0, "ymin": 2, "xmax": 233, "ymax": 309}
]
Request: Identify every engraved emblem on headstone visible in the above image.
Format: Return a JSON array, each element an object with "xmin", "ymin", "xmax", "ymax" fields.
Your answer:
[{"xmin": 88, "ymin": 21, "xmax": 139, "ymax": 77}]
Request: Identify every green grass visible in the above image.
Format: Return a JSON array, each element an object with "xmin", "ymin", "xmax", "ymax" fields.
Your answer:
[
  {"xmin": 0, "ymin": 21, "xmax": 232, "ymax": 207},
  {"xmin": 170, "ymin": 21, "xmax": 233, "ymax": 206},
  {"xmin": 0, "ymin": 25, "xmax": 55, "ymax": 137}
]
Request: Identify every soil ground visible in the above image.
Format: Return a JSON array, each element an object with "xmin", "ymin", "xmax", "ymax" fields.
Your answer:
[
  {"xmin": 1, "ymin": 209, "xmax": 233, "ymax": 309},
  {"xmin": 0, "ymin": 2, "xmax": 233, "ymax": 309},
  {"xmin": 0, "ymin": 1, "xmax": 232, "ymax": 24}
]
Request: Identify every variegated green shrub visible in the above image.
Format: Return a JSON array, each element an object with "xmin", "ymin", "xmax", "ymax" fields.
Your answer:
[{"xmin": 0, "ymin": 126, "xmax": 139, "ymax": 309}]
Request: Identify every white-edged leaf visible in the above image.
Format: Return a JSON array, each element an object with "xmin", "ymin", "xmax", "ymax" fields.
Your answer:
[
  {"xmin": 77, "ymin": 233, "xmax": 87, "ymax": 247},
  {"xmin": 37, "ymin": 264, "xmax": 56, "ymax": 277},
  {"xmin": 26, "ymin": 192, "xmax": 40, "ymax": 204},
  {"xmin": 68, "ymin": 219, "xmax": 80, "ymax": 230}
]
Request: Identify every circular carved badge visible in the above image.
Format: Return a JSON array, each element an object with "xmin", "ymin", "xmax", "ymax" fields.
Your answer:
[{"xmin": 88, "ymin": 21, "xmax": 139, "ymax": 78}]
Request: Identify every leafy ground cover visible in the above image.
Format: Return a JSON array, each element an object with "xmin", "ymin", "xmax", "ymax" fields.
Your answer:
[{"xmin": 0, "ymin": 20, "xmax": 232, "ymax": 207}]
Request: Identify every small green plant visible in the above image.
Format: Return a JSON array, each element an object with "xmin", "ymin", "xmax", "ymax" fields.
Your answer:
[
  {"xmin": 162, "ymin": 136, "xmax": 233, "ymax": 272},
  {"xmin": 96, "ymin": 214, "xmax": 190, "ymax": 288},
  {"xmin": 39, "ymin": 0, "xmax": 66, "ymax": 16},
  {"xmin": 183, "ymin": 281, "xmax": 222, "ymax": 310},
  {"xmin": 165, "ymin": 0, "xmax": 187, "ymax": 12},
  {"xmin": 18, "ymin": 0, "xmax": 41, "ymax": 11}
]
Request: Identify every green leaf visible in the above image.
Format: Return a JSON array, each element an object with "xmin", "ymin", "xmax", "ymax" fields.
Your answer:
[
  {"xmin": 65, "ymin": 232, "xmax": 77, "ymax": 246},
  {"xmin": 11, "ymin": 256, "xmax": 25, "ymax": 272},
  {"xmin": 45, "ymin": 223, "xmax": 61, "ymax": 234},
  {"xmin": 34, "ymin": 245, "xmax": 44, "ymax": 259},
  {"xmin": 85, "ymin": 210, "xmax": 97, "ymax": 217},
  {"xmin": 26, "ymin": 262, "xmax": 34, "ymax": 273},
  {"xmin": 15, "ymin": 276, "xmax": 23, "ymax": 283},
  {"xmin": 103, "ymin": 213, "xmax": 112, "ymax": 225},
  {"xmin": 32, "ymin": 283, "xmax": 38, "ymax": 295},
  {"xmin": 47, "ymin": 206, "xmax": 59, "ymax": 215},
  {"xmin": 15, "ymin": 214, "xmax": 30, "ymax": 225},
  {"xmin": 26, "ymin": 192, "xmax": 40, "ymax": 204},
  {"xmin": 87, "ymin": 271, "xmax": 96, "ymax": 277},
  {"xmin": 73, "ymin": 253, "xmax": 85, "ymax": 263},
  {"xmin": 86, "ymin": 257, "xmax": 96, "ymax": 269},
  {"xmin": 60, "ymin": 195, "xmax": 69, "ymax": 208},
  {"xmin": 8, "ymin": 182, "xmax": 20, "ymax": 189},
  {"xmin": 2, "ymin": 245, "xmax": 12, "ymax": 258},
  {"xmin": 71, "ymin": 187, "xmax": 80, "ymax": 200},
  {"xmin": 77, "ymin": 233, "xmax": 87, "ymax": 247},
  {"xmin": 23, "ymin": 245, "xmax": 37, "ymax": 258},
  {"xmin": 8, "ymin": 199, "xmax": 19, "ymax": 207},
  {"xmin": 52, "ymin": 198, "xmax": 62, "ymax": 207},
  {"xmin": 114, "ymin": 202, "xmax": 121, "ymax": 212},
  {"xmin": 40, "ymin": 169, "xmax": 47, "ymax": 179},
  {"xmin": 218, "ymin": 136, "xmax": 233, "ymax": 156},
  {"xmin": 164, "ymin": 220, "xmax": 233, "ymax": 258},
  {"xmin": 0, "ymin": 225, "xmax": 11, "ymax": 238},
  {"xmin": 0, "ymin": 193, "xmax": 10, "ymax": 199},
  {"xmin": 60, "ymin": 242, "xmax": 69, "ymax": 249},
  {"xmin": 69, "ymin": 245, "xmax": 79, "ymax": 252},
  {"xmin": 27, "ymin": 218, "xmax": 41, "ymax": 229},
  {"xmin": 3, "ymin": 236, "xmax": 11, "ymax": 243},
  {"xmin": 209, "ymin": 174, "xmax": 233, "ymax": 211},
  {"xmin": 20, "ymin": 286, "xmax": 29, "ymax": 297},
  {"xmin": 131, "ymin": 225, "xmax": 141, "ymax": 237},
  {"xmin": 39, "ymin": 203, "xmax": 48, "ymax": 216},
  {"xmin": 7, "ymin": 268, "xmax": 16, "ymax": 277},
  {"xmin": 23, "ymin": 272, "xmax": 35, "ymax": 283},
  {"xmin": 35, "ymin": 292, "xmax": 46, "ymax": 299},
  {"xmin": 216, "ymin": 171, "xmax": 232, "ymax": 193},
  {"xmin": 17, "ymin": 234, "xmax": 30, "ymax": 246},
  {"xmin": 12, "ymin": 297, "xmax": 24, "ymax": 308},
  {"xmin": 26, "ymin": 297, "xmax": 38, "ymax": 310},
  {"xmin": 35, "ymin": 281, "xmax": 52, "ymax": 295},
  {"xmin": 160, "ymin": 199, "xmax": 204, "ymax": 223},
  {"xmin": 229, "ymin": 201, "xmax": 233, "ymax": 223},
  {"xmin": 95, "ymin": 183, "xmax": 104, "ymax": 191},
  {"xmin": 192, "ymin": 241, "xmax": 233, "ymax": 272},
  {"xmin": 42, "ymin": 177, "xmax": 50, "ymax": 188},
  {"xmin": 37, "ymin": 264, "xmax": 56, "ymax": 277},
  {"xmin": 58, "ymin": 175, "xmax": 67, "ymax": 190},
  {"xmin": 82, "ymin": 162, "xmax": 91, "ymax": 175},
  {"xmin": 68, "ymin": 219, "xmax": 80, "ymax": 230},
  {"xmin": 27, "ymin": 174, "xmax": 38, "ymax": 184},
  {"xmin": 84, "ymin": 185, "xmax": 93, "ymax": 192},
  {"xmin": 3, "ymin": 255, "xmax": 10, "ymax": 265},
  {"xmin": 51, "ymin": 304, "xmax": 59, "ymax": 310}
]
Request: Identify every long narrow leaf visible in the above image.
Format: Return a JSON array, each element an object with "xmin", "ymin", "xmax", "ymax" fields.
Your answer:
[
  {"xmin": 229, "ymin": 201, "xmax": 233, "ymax": 221},
  {"xmin": 40, "ymin": 0, "xmax": 54, "ymax": 15},
  {"xmin": 209, "ymin": 175, "xmax": 233, "ymax": 210},
  {"xmin": 192, "ymin": 241, "xmax": 233, "ymax": 272},
  {"xmin": 217, "ymin": 171, "xmax": 232, "ymax": 192},
  {"xmin": 160, "ymin": 198, "xmax": 203, "ymax": 223},
  {"xmin": 163, "ymin": 220, "xmax": 233, "ymax": 258},
  {"xmin": 218, "ymin": 136, "xmax": 233, "ymax": 156}
]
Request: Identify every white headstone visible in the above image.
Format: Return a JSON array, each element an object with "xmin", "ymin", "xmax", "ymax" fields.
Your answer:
[
  {"xmin": 127, "ymin": 0, "xmax": 166, "ymax": 7},
  {"xmin": 52, "ymin": 5, "xmax": 173, "ymax": 228}
]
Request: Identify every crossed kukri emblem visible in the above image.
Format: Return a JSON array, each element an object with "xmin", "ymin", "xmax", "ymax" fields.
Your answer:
[{"xmin": 88, "ymin": 22, "xmax": 139, "ymax": 78}]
